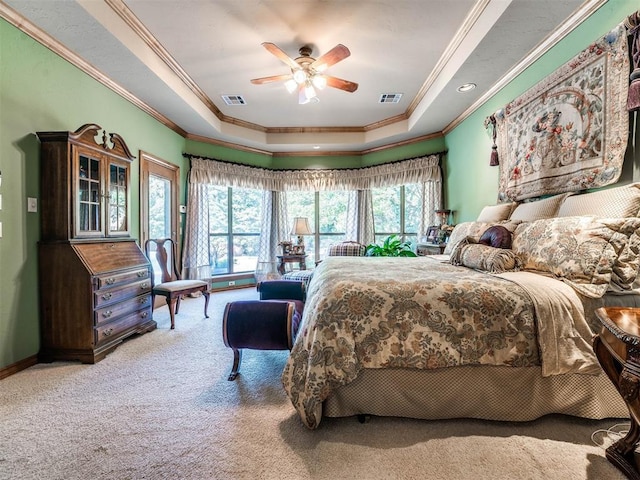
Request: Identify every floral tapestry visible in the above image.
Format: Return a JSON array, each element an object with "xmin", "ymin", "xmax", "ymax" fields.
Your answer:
[{"xmin": 496, "ymin": 24, "xmax": 629, "ymax": 201}]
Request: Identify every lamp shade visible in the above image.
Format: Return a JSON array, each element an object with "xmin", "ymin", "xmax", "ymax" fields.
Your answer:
[{"xmin": 290, "ymin": 217, "xmax": 312, "ymax": 236}]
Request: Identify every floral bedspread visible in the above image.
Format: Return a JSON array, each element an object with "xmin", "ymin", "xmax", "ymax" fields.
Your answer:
[{"xmin": 282, "ymin": 256, "xmax": 544, "ymax": 429}]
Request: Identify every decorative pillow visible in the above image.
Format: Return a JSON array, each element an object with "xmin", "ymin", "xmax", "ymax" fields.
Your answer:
[
  {"xmin": 450, "ymin": 240, "xmax": 520, "ymax": 273},
  {"xmin": 557, "ymin": 183, "xmax": 640, "ymax": 218},
  {"xmin": 476, "ymin": 203, "xmax": 517, "ymax": 222},
  {"xmin": 600, "ymin": 217, "xmax": 640, "ymax": 292},
  {"xmin": 443, "ymin": 220, "xmax": 520, "ymax": 255},
  {"xmin": 479, "ymin": 225, "xmax": 512, "ymax": 249},
  {"xmin": 511, "ymin": 217, "xmax": 633, "ymax": 298},
  {"xmin": 328, "ymin": 241, "xmax": 366, "ymax": 256},
  {"xmin": 509, "ymin": 193, "xmax": 570, "ymax": 222}
]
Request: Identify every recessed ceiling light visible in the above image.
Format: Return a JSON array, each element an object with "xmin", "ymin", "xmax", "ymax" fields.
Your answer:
[
  {"xmin": 456, "ymin": 83, "xmax": 476, "ymax": 93},
  {"xmin": 312, "ymin": 145, "xmax": 320, "ymax": 149}
]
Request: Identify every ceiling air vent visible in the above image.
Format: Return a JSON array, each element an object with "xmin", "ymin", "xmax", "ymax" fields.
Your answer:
[
  {"xmin": 221, "ymin": 95, "xmax": 246, "ymax": 105},
  {"xmin": 379, "ymin": 93, "xmax": 402, "ymax": 104}
]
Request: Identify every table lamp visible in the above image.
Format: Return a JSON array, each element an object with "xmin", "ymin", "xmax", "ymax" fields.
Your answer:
[{"xmin": 290, "ymin": 217, "xmax": 312, "ymax": 253}]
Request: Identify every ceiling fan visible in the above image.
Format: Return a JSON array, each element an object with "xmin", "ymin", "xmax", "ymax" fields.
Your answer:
[{"xmin": 250, "ymin": 42, "xmax": 358, "ymax": 104}]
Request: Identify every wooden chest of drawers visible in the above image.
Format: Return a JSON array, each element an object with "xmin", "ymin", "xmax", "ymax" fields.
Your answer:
[{"xmin": 38, "ymin": 240, "xmax": 156, "ymax": 363}]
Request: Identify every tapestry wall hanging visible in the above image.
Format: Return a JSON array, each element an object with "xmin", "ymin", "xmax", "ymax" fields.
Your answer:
[{"xmin": 495, "ymin": 24, "xmax": 629, "ymax": 202}]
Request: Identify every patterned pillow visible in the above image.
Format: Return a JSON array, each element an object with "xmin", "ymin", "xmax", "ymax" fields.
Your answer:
[
  {"xmin": 443, "ymin": 221, "xmax": 520, "ymax": 255},
  {"xmin": 601, "ymin": 217, "xmax": 640, "ymax": 292},
  {"xmin": 511, "ymin": 217, "xmax": 635, "ymax": 298},
  {"xmin": 476, "ymin": 203, "xmax": 517, "ymax": 222},
  {"xmin": 328, "ymin": 241, "xmax": 366, "ymax": 256},
  {"xmin": 450, "ymin": 240, "xmax": 520, "ymax": 273},
  {"xmin": 509, "ymin": 193, "xmax": 570, "ymax": 222},
  {"xmin": 557, "ymin": 183, "xmax": 640, "ymax": 218}
]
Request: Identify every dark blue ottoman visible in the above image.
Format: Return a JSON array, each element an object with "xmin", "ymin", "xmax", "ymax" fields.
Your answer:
[{"xmin": 222, "ymin": 280, "xmax": 305, "ymax": 381}]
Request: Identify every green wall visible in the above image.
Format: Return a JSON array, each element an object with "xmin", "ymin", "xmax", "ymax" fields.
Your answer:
[
  {"xmin": 0, "ymin": 19, "xmax": 187, "ymax": 369},
  {"xmin": 1, "ymin": 0, "xmax": 637, "ymax": 370},
  {"xmin": 444, "ymin": 0, "xmax": 637, "ymax": 222}
]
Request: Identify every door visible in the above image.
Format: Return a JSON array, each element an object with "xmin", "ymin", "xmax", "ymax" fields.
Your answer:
[{"xmin": 140, "ymin": 152, "xmax": 180, "ymax": 306}]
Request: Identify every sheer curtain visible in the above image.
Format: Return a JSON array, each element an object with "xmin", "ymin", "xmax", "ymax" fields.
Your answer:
[
  {"xmin": 346, "ymin": 190, "xmax": 375, "ymax": 245},
  {"xmin": 419, "ymin": 181, "xmax": 443, "ymax": 239},
  {"xmin": 182, "ymin": 178, "xmax": 212, "ymax": 280},
  {"xmin": 257, "ymin": 190, "xmax": 289, "ymax": 263}
]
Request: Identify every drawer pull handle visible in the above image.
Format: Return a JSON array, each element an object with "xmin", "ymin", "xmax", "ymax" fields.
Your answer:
[
  {"xmin": 137, "ymin": 271, "xmax": 148, "ymax": 278},
  {"xmin": 102, "ymin": 328, "xmax": 113, "ymax": 337},
  {"xmin": 141, "ymin": 311, "xmax": 148, "ymax": 318},
  {"xmin": 105, "ymin": 278, "xmax": 116, "ymax": 285},
  {"xmin": 140, "ymin": 282, "xmax": 149, "ymax": 289},
  {"xmin": 101, "ymin": 293, "xmax": 112, "ymax": 301},
  {"xmin": 140, "ymin": 297, "xmax": 149, "ymax": 304},
  {"xmin": 102, "ymin": 310, "xmax": 113, "ymax": 318}
]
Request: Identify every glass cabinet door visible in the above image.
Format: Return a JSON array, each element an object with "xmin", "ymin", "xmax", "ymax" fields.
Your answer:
[
  {"xmin": 107, "ymin": 160, "xmax": 130, "ymax": 236},
  {"xmin": 76, "ymin": 153, "xmax": 104, "ymax": 237}
]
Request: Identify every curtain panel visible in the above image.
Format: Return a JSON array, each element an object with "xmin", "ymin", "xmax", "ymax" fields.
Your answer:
[{"xmin": 188, "ymin": 154, "xmax": 443, "ymax": 191}]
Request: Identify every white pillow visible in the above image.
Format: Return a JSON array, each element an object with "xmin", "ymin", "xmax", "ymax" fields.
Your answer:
[
  {"xmin": 509, "ymin": 193, "xmax": 570, "ymax": 222},
  {"xmin": 476, "ymin": 203, "xmax": 517, "ymax": 222},
  {"xmin": 557, "ymin": 183, "xmax": 640, "ymax": 218}
]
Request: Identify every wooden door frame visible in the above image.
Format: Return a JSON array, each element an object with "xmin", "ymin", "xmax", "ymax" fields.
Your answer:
[{"xmin": 139, "ymin": 151, "xmax": 180, "ymax": 250}]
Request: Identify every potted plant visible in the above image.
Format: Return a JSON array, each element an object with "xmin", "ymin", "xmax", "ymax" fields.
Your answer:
[{"xmin": 365, "ymin": 235, "xmax": 417, "ymax": 257}]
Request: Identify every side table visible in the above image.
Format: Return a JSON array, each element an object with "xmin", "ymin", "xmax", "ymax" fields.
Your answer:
[
  {"xmin": 416, "ymin": 243, "xmax": 445, "ymax": 256},
  {"xmin": 594, "ymin": 306, "xmax": 640, "ymax": 480},
  {"xmin": 276, "ymin": 254, "xmax": 307, "ymax": 275}
]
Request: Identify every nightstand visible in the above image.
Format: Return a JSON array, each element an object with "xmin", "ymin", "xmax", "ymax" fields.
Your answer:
[
  {"xmin": 593, "ymin": 307, "xmax": 640, "ymax": 480},
  {"xmin": 416, "ymin": 243, "xmax": 445, "ymax": 256}
]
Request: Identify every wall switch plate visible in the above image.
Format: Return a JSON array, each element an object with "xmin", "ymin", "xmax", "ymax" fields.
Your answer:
[
  {"xmin": 0, "ymin": 221, "xmax": 3, "ymax": 238},
  {"xmin": 27, "ymin": 197, "xmax": 38, "ymax": 213}
]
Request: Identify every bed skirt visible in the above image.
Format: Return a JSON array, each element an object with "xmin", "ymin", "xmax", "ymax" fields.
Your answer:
[{"xmin": 323, "ymin": 365, "xmax": 628, "ymax": 422}]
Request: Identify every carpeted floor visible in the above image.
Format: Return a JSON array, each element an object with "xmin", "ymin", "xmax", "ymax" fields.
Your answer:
[{"xmin": 0, "ymin": 288, "xmax": 628, "ymax": 479}]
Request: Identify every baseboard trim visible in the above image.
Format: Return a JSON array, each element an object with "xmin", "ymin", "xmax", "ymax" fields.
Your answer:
[{"xmin": 0, "ymin": 355, "xmax": 38, "ymax": 380}]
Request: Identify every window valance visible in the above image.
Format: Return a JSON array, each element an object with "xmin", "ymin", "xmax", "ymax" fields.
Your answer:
[{"xmin": 186, "ymin": 153, "xmax": 443, "ymax": 191}]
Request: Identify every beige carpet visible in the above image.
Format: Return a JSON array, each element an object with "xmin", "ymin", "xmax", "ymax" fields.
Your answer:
[{"xmin": 0, "ymin": 288, "xmax": 628, "ymax": 480}]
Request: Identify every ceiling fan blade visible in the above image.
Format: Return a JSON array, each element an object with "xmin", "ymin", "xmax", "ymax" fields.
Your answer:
[
  {"xmin": 250, "ymin": 74, "xmax": 293, "ymax": 85},
  {"xmin": 261, "ymin": 42, "xmax": 300, "ymax": 70},
  {"xmin": 311, "ymin": 44, "xmax": 351, "ymax": 72},
  {"xmin": 325, "ymin": 75, "xmax": 358, "ymax": 93}
]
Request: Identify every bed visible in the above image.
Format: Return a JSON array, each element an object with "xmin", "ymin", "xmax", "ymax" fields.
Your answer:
[{"xmin": 282, "ymin": 185, "xmax": 640, "ymax": 429}]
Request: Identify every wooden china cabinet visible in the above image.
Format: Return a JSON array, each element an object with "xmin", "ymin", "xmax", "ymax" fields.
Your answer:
[{"xmin": 37, "ymin": 124, "xmax": 156, "ymax": 364}]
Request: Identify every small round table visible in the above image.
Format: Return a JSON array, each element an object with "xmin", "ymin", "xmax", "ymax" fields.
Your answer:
[{"xmin": 594, "ymin": 306, "xmax": 640, "ymax": 480}]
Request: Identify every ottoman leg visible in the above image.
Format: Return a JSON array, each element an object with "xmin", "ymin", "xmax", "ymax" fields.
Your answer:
[{"xmin": 228, "ymin": 348, "xmax": 242, "ymax": 381}]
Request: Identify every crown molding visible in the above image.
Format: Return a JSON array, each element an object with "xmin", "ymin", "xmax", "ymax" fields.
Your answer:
[
  {"xmin": 0, "ymin": 1, "xmax": 188, "ymax": 137},
  {"xmin": 2, "ymin": 0, "xmax": 602, "ymax": 154}
]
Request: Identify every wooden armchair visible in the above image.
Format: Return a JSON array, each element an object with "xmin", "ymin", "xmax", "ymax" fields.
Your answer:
[{"xmin": 144, "ymin": 238, "xmax": 210, "ymax": 329}]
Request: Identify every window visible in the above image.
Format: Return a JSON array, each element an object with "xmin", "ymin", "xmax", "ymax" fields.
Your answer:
[
  {"xmin": 287, "ymin": 190, "xmax": 349, "ymax": 265},
  {"xmin": 371, "ymin": 184, "xmax": 421, "ymax": 245},
  {"xmin": 208, "ymin": 186, "xmax": 262, "ymax": 275}
]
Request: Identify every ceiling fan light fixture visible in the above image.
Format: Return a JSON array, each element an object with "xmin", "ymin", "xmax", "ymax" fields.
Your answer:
[
  {"xmin": 284, "ymin": 79, "xmax": 297, "ymax": 93},
  {"xmin": 311, "ymin": 74, "xmax": 327, "ymax": 90},
  {"xmin": 293, "ymin": 69, "xmax": 307, "ymax": 84},
  {"xmin": 252, "ymin": 42, "xmax": 357, "ymax": 103}
]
